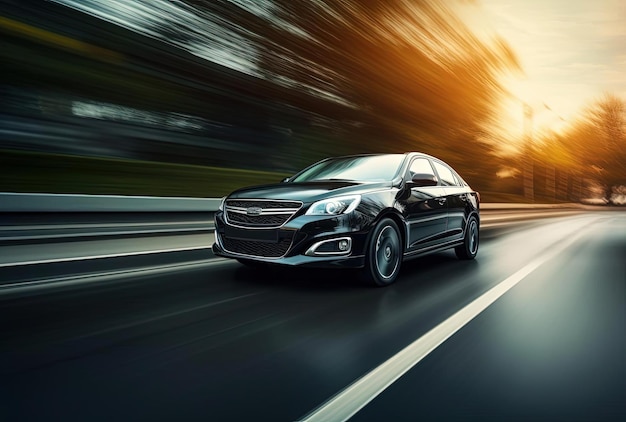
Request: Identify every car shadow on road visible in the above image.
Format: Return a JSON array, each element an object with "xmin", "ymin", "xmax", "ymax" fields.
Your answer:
[{"xmin": 230, "ymin": 251, "xmax": 481, "ymax": 294}]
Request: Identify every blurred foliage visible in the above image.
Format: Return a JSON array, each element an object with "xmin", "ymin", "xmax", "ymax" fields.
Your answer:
[
  {"xmin": 576, "ymin": 94, "xmax": 626, "ymax": 202},
  {"xmin": 531, "ymin": 94, "xmax": 626, "ymax": 204},
  {"xmin": 208, "ymin": 0, "xmax": 521, "ymax": 183}
]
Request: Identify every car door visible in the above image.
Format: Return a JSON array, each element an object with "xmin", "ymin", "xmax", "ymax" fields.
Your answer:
[
  {"xmin": 432, "ymin": 160, "xmax": 465, "ymax": 240},
  {"xmin": 403, "ymin": 157, "xmax": 449, "ymax": 251}
]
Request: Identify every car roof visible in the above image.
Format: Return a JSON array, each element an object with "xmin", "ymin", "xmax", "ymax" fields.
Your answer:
[
  {"xmin": 404, "ymin": 151, "xmax": 441, "ymax": 160},
  {"xmin": 321, "ymin": 152, "xmax": 437, "ymax": 160}
]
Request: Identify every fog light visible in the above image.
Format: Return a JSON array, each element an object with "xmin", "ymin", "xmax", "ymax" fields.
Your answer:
[{"xmin": 305, "ymin": 237, "xmax": 352, "ymax": 256}]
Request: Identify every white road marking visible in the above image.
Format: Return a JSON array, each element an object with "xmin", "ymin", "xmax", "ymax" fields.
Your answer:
[
  {"xmin": 0, "ymin": 245, "xmax": 214, "ymax": 268},
  {"xmin": 298, "ymin": 220, "xmax": 594, "ymax": 422}
]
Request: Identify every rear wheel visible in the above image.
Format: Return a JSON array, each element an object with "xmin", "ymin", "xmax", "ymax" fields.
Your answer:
[
  {"xmin": 361, "ymin": 218, "xmax": 403, "ymax": 286},
  {"xmin": 455, "ymin": 215, "xmax": 479, "ymax": 260}
]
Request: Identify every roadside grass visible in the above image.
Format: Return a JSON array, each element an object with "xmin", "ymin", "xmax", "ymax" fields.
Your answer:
[{"xmin": 0, "ymin": 149, "xmax": 289, "ymax": 197}]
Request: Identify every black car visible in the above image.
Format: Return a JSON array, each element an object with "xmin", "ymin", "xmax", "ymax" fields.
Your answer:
[{"xmin": 212, "ymin": 152, "xmax": 479, "ymax": 286}]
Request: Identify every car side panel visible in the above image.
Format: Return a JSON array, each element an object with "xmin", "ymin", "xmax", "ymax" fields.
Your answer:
[
  {"xmin": 444, "ymin": 186, "xmax": 479, "ymax": 239},
  {"xmin": 402, "ymin": 186, "xmax": 448, "ymax": 250},
  {"xmin": 442, "ymin": 186, "xmax": 467, "ymax": 239}
]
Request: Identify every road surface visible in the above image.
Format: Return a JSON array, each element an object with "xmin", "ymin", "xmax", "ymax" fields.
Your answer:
[{"xmin": 1, "ymin": 212, "xmax": 624, "ymax": 421}]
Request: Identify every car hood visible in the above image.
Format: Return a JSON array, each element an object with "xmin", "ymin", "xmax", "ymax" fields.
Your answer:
[{"xmin": 227, "ymin": 180, "xmax": 391, "ymax": 203}]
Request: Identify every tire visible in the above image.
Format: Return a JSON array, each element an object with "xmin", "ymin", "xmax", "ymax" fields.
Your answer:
[
  {"xmin": 455, "ymin": 215, "xmax": 479, "ymax": 260},
  {"xmin": 361, "ymin": 218, "xmax": 403, "ymax": 286}
]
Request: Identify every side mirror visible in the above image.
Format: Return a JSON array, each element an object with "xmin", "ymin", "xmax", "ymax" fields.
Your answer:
[
  {"xmin": 281, "ymin": 177, "xmax": 290, "ymax": 183},
  {"xmin": 410, "ymin": 173, "xmax": 438, "ymax": 187}
]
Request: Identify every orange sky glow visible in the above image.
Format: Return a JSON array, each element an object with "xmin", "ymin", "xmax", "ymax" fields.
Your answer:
[{"xmin": 474, "ymin": 0, "xmax": 626, "ymax": 142}]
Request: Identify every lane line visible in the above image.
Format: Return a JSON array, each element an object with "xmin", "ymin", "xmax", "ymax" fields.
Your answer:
[
  {"xmin": 0, "ymin": 258, "xmax": 231, "ymax": 295},
  {"xmin": 298, "ymin": 219, "xmax": 595, "ymax": 422},
  {"xmin": 0, "ymin": 245, "xmax": 214, "ymax": 268}
]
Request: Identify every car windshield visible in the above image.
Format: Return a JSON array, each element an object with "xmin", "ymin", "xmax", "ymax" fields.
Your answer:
[{"xmin": 290, "ymin": 154, "xmax": 405, "ymax": 183}]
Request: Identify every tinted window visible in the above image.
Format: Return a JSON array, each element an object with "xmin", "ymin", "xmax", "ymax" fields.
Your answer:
[
  {"xmin": 291, "ymin": 155, "xmax": 405, "ymax": 182},
  {"xmin": 409, "ymin": 158, "xmax": 436, "ymax": 179},
  {"xmin": 433, "ymin": 161, "xmax": 459, "ymax": 186}
]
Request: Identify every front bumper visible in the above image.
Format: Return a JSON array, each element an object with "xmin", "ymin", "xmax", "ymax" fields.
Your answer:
[
  {"xmin": 212, "ymin": 211, "xmax": 372, "ymax": 269},
  {"xmin": 212, "ymin": 242, "xmax": 366, "ymax": 268}
]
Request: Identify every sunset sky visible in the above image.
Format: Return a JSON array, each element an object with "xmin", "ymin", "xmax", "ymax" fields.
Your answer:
[{"xmin": 479, "ymin": 0, "xmax": 626, "ymax": 134}]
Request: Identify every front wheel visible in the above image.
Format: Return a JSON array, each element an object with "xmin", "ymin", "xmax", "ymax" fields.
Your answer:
[
  {"xmin": 361, "ymin": 218, "xmax": 403, "ymax": 287},
  {"xmin": 455, "ymin": 215, "xmax": 479, "ymax": 260}
]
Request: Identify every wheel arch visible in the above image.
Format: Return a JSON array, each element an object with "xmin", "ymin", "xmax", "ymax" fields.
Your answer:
[
  {"xmin": 371, "ymin": 209, "xmax": 407, "ymax": 253},
  {"xmin": 467, "ymin": 209, "xmax": 480, "ymax": 226}
]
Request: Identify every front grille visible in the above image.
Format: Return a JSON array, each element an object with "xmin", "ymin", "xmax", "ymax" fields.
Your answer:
[
  {"xmin": 227, "ymin": 213, "xmax": 288, "ymax": 226},
  {"xmin": 221, "ymin": 237, "xmax": 293, "ymax": 258},
  {"xmin": 225, "ymin": 199, "xmax": 302, "ymax": 228},
  {"xmin": 226, "ymin": 200, "xmax": 301, "ymax": 209}
]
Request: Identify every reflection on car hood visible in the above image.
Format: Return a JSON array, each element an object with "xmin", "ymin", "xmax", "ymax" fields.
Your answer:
[{"xmin": 228, "ymin": 180, "xmax": 391, "ymax": 203}]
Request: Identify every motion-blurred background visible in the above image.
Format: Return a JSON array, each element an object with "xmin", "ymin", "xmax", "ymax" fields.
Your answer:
[{"xmin": 1, "ymin": 0, "xmax": 624, "ymax": 202}]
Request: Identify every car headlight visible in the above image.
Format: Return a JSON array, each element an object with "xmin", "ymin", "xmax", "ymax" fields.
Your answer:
[{"xmin": 306, "ymin": 195, "xmax": 361, "ymax": 215}]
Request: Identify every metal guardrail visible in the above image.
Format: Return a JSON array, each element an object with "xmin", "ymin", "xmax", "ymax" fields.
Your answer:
[
  {"xmin": 0, "ymin": 193, "xmax": 592, "ymax": 243},
  {"xmin": 0, "ymin": 193, "xmax": 597, "ymax": 290},
  {"xmin": 0, "ymin": 192, "xmax": 606, "ymax": 301},
  {"xmin": 480, "ymin": 203, "xmax": 587, "ymax": 210},
  {"xmin": 0, "ymin": 192, "xmax": 221, "ymax": 212}
]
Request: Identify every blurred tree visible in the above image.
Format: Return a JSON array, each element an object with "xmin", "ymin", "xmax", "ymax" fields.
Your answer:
[
  {"xmin": 187, "ymin": 0, "xmax": 521, "ymax": 188},
  {"xmin": 530, "ymin": 130, "xmax": 580, "ymax": 201},
  {"xmin": 253, "ymin": 1, "xmax": 519, "ymax": 148},
  {"xmin": 559, "ymin": 94, "xmax": 626, "ymax": 204}
]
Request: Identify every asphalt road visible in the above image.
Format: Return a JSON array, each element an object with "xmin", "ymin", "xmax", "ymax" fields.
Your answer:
[{"xmin": 1, "ymin": 212, "xmax": 624, "ymax": 421}]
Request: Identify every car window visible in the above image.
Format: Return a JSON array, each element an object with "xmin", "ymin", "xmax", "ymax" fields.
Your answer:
[
  {"xmin": 290, "ymin": 154, "xmax": 405, "ymax": 182},
  {"xmin": 408, "ymin": 158, "xmax": 436, "ymax": 181},
  {"xmin": 432, "ymin": 161, "xmax": 459, "ymax": 186}
]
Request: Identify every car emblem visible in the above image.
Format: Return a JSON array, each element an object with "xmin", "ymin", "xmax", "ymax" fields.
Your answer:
[{"xmin": 246, "ymin": 206, "xmax": 263, "ymax": 216}]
